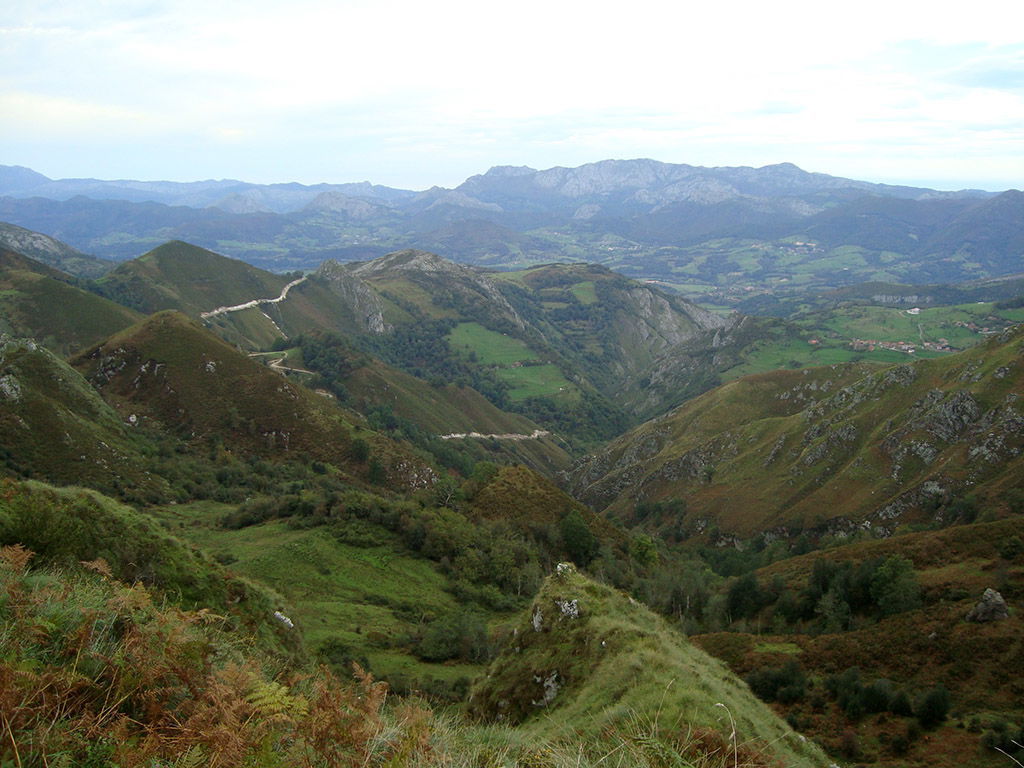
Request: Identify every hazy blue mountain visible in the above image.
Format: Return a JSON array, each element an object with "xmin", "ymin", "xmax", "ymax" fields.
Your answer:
[
  {"xmin": 0, "ymin": 164, "xmax": 415, "ymax": 212},
  {"xmin": 0, "ymin": 161, "xmax": 1016, "ymax": 292}
]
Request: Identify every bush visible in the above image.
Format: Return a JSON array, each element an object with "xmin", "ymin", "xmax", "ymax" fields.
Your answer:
[
  {"xmin": 889, "ymin": 688, "xmax": 914, "ymax": 717},
  {"xmin": 826, "ymin": 667, "xmax": 865, "ymax": 719},
  {"xmin": 870, "ymin": 555, "xmax": 921, "ymax": 617},
  {"xmin": 560, "ymin": 509, "xmax": 599, "ymax": 566},
  {"xmin": 414, "ymin": 609, "xmax": 489, "ymax": 663},
  {"xmin": 981, "ymin": 720, "xmax": 1022, "ymax": 755},
  {"xmin": 916, "ymin": 684, "xmax": 951, "ymax": 729},
  {"xmin": 745, "ymin": 661, "xmax": 807, "ymax": 703},
  {"xmin": 861, "ymin": 678, "xmax": 894, "ymax": 714}
]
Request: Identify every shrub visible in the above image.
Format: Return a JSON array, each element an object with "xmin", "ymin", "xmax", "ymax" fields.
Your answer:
[
  {"xmin": 889, "ymin": 688, "xmax": 914, "ymax": 717},
  {"xmin": 414, "ymin": 609, "xmax": 489, "ymax": 663},
  {"xmin": 916, "ymin": 684, "xmax": 951, "ymax": 729},
  {"xmin": 745, "ymin": 661, "xmax": 807, "ymax": 703},
  {"xmin": 870, "ymin": 555, "xmax": 921, "ymax": 617},
  {"xmin": 561, "ymin": 509, "xmax": 599, "ymax": 566},
  {"xmin": 861, "ymin": 678, "xmax": 894, "ymax": 714}
]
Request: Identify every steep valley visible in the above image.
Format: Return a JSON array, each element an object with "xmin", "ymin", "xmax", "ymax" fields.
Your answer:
[{"xmin": 1, "ymin": 227, "xmax": 1022, "ymax": 768}]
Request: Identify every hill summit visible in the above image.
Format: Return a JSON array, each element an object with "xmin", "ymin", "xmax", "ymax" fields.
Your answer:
[{"xmin": 470, "ymin": 563, "xmax": 828, "ymax": 767}]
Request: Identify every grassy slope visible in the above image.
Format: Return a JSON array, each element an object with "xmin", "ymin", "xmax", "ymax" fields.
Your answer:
[
  {"xmin": 470, "ymin": 566, "xmax": 829, "ymax": 767},
  {"xmin": 327, "ymin": 255, "xmax": 727, "ymax": 420},
  {"xmin": 0, "ymin": 247, "xmax": 142, "ymax": 356},
  {"xmin": 570, "ymin": 326, "xmax": 1024, "ymax": 536},
  {"xmin": 0, "ymin": 270, "xmax": 142, "ymax": 356},
  {"xmin": 71, "ymin": 311, "xmax": 448, "ymax": 497},
  {"xmin": 343, "ymin": 356, "xmax": 572, "ymax": 472},
  {"xmin": 151, "ymin": 500, "xmax": 478, "ymax": 688},
  {"xmin": 74, "ymin": 312, "xmax": 355, "ymax": 463},
  {"xmin": 99, "ymin": 250, "xmax": 575, "ymax": 472},
  {"xmin": 0, "ymin": 480, "xmax": 299, "ymax": 656},
  {"xmin": 98, "ymin": 240, "xmax": 289, "ymax": 316},
  {"xmin": 0, "ymin": 336, "xmax": 164, "ymax": 497}
]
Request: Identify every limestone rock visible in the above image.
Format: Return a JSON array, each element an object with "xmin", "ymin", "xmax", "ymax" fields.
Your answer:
[{"xmin": 965, "ymin": 588, "xmax": 1009, "ymax": 622}]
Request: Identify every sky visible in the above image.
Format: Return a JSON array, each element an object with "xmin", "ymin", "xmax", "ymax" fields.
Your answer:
[{"xmin": 2, "ymin": 0, "xmax": 1023, "ymax": 191}]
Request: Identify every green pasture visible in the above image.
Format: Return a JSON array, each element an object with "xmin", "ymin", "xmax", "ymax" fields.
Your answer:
[
  {"xmin": 448, "ymin": 322, "xmax": 538, "ymax": 365},
  {"xmin": 498, "ymin": 363, "xmax": 575, "ymax": 400}
]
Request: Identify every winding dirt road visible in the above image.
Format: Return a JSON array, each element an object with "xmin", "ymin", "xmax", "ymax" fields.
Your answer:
[{"xmin": 200, "ymin": 276, "xmax": 307, "ymax": 319}]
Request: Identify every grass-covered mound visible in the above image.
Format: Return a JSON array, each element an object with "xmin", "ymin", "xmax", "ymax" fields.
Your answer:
[
  {"xmin": 0, "ymin": 247, "xmax": 140, "ymax": 355},
  {"xmin": 469, "ymin": 564, "xmax": 828, "ymax": 767},
  {"xmin": 97, "ymin": 240, "xmax": 291, "ymax": 316},
  {"xmin": 73, "ymin": 311, "xmax": 432, "ymax": 488}
]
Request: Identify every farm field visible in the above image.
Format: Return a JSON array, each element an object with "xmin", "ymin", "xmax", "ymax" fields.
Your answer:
[{"xmin": 447, "ymin": 321, "xmax": 574, "ymax": 401}]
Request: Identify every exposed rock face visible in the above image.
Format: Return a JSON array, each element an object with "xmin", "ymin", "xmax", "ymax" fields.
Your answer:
[
  {"xmin": 0, "ymin": 373, "xmax": 22, "ymax": 401},
  {"xmin": 0, "ymin": 222, "xmax": 96, "ymax": 272},
  {"xmin": 531, "ymin": 671, "xmax": 560, "ymax": 707},
  {"xmin": 555, "ymin": 599, "xmax": 580, "ymax": 619},
  {"xmin": 566, "ymin": 326, "xmax": 1024, "ymax": 537},
  {"xmin": 965, "ymin": 588, "xmax": 1009, "ymax": 622},
  {"xmin": 313, "ymin": 260, "xmax": 391, "ymax": 334},
  {"xmin": 349, "ymin": 249, "xmax": 527, "ymax": 331},
  {"xmin": 531, "ymin": 606, "xmax": 544, "ymax": 632}
]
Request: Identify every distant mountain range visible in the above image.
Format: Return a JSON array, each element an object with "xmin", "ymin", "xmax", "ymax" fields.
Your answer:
[
  {"xmin": 0, "ymin": 160, "xmax": 992, "ymax": 212},
  {"xmin": 2, "ymin": 160, "xmax": 1020, "ymax": 296}
]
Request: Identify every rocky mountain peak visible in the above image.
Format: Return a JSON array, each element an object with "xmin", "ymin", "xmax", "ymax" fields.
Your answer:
[
  {"xmin": 349, "ymin": 248, "xmax": 457, "ymax": 277},
  {"xmin": 482, "ymin": 165, "xmax": 537, "ymax": 178},
  {"xmin": 302, "ymin": 190, "xmax": 387, "ymax": 219}
]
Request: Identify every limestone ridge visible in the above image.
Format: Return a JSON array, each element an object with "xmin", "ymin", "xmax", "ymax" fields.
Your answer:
[
  {"xmin": 3, "ymin": 160, "xmax": 1012, "ymax": 279},
  {"xmin": 0, "ymin": 222, "xmax": 112, "ymax": 278},
  {"xmin": 311, "ymin": 260, "xmax": 392, "ymax": 334},
  {"xmin": 456, "ymin": 158, "xmax": 985, "ymax": 211},
  {"xmin": 567, "ymin": 325, "xmax": 1024, "ymax": 538},
  {"xmin": 349, "ymin": 249, "xmax": 528, "ymax": 332},
  {"xmin": 469, "ymin": 564, "xmax": 829, "ymax": 768}
]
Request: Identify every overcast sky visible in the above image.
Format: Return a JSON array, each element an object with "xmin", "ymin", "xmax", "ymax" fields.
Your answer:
[{"xmin": 2, "ymin": 0, "xmax": 1022, "ymax": 191}]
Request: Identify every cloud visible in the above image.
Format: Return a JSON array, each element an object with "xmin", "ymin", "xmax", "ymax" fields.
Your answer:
[
  {"xmin": 2, "ymin": 0, "xmax": 1023, "ymax": 189},
  {"xmin": 0, "ymin": 91, "xmax": 154, "ymax": 137},
  {"xmin": 946, "ymin": 48, "xmax": 1024, "ymax": 91}
]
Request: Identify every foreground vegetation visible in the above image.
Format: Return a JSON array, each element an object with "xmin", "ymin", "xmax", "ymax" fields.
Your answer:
[{"xmin": 0, "ymin": 536, "xmax": 820, "ymax": 768}]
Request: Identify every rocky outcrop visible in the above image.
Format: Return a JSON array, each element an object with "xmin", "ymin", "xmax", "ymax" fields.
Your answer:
[
  {"xmin": 313, "ymin": 260, "xmax": 391, "ymax": 334},
  {"xmin": 965, "ymin": 588, "xmax": 1009, "ymax": 622},
  {"xmin": 349, "ymin": 250, "xmax": 527, "ymax": 331}
]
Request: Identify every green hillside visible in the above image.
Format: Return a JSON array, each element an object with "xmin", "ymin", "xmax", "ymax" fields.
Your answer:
[
  {"xmin": 689, "ymin": 515, "xmax": 1024, "ymax": 768},
  {"xmin": 72, "ymin": 311, "xmax": 440, "ymax": 489},
  {"xmin": 0, "ymin": 335, "xmax": 162, "ymax": 498},
  {"xmin": 5, "ymin": 233, "xmax": 1021, "ymax": 767},
  {"xmin": 0, "ymin": 247, "xmax": 142, "ymax": 355},
  {"xmin": 569, "ymin": 325, "xmax": 1024, "ymax": 538},
  {"xmin": 262, "ymin": 251, "xmax": 745, "ymax": 447},
  {"xmin": 470, "ymin": 564, "xmax": 829, "ymax": 767},
  {"xmin": 0, "ymin": 481, "xmax": 298, "ymax": 652},
  {"xmin": 340, "ymin": 350, "xmax": 573, "ymax": 474},
  {"xmin": 98, "ymin": 240, "xmax": 291, "ymax": 316}
]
